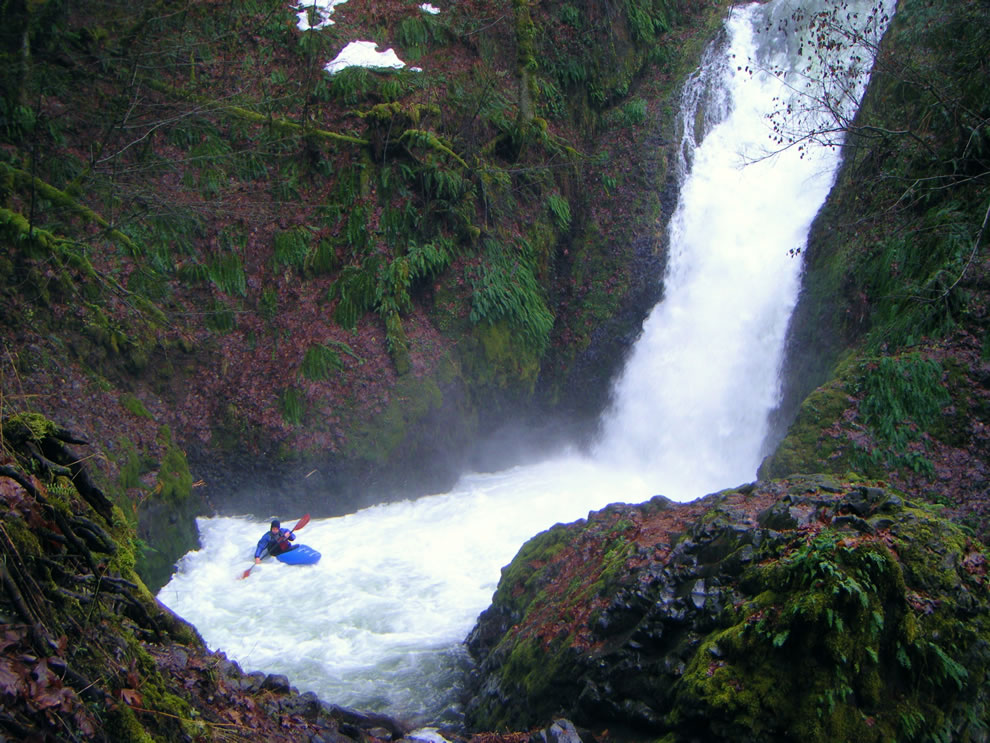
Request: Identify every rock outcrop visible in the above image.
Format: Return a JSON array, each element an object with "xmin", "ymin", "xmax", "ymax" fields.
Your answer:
[{"xmin": 464, "ymin": 476, "xmax": 990, "ymax": 742}]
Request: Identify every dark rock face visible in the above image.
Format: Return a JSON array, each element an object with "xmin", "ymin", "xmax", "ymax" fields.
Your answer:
[{"xmin": 463, "ymin": 477, "xmax": 990, "ymax": 742}]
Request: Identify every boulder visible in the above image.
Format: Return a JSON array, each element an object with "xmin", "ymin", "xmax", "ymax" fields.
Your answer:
[{"xmin": 463, "ymin": 477, "xmax": 990, "ymax": 742}]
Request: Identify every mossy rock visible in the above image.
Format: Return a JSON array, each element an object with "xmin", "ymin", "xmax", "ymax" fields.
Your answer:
[
  {"xmin": 759, "ymin": 377, "xmax": 859, "ymax": 479},
  {"xmin": 464, "ymin": 479, "xmax": 990, "ymax": 741}
]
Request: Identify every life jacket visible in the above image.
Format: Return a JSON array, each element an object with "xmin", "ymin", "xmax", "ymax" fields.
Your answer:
[{"xmin": 268, "ymin": 530, "xmax": 293, "ymax": 555}]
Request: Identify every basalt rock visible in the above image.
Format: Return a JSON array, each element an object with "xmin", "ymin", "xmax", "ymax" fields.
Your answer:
[{"xmin": 463, "ymin": 476, "xmax": 990, "ymax": 742}]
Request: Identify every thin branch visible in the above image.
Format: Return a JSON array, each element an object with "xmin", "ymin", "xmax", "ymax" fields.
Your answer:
[{"xmin": 938, "ymin": 199, "xmax": 990, "ymax": 300}]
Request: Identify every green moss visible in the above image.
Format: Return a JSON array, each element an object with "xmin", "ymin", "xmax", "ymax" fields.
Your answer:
[
  {"xmin": 474, "ymin": 321, "xmax": 542, "ymax": 390},
  {"xmin": 104, "ymin": 705, "xmax": 156, "ymax": 743},
  {"xmin": 119, "ymin": 393, "xmax": 153, "ymax": 419},
  {"xmin": 154, "ymin": 426, "xmax": 193, "ymax": 502},
  {"xmin": 117, "ymin": 437, "xmax": 148, "ymax": 492},
  {"xmin": 671, "ymin": 514, "xmax": 990, "ymax": 742},
  {"xmin": 4, "ymin": 411, "xmax": 58, "ymax": 441},
  {"xmin": 342, "ymin": 364, "xmax": 450, "ymax": 465},
  {"xmin": 492, "ymin": 524, "xmax": 573, "ymax": 615},
  {"xmin": 759, "ymin": 375, "xmax": 864, "ymax": 480}
]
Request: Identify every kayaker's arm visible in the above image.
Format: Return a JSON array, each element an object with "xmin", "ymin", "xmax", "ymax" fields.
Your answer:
[{"xmin": 254, "ymin": 533, "xmax": 272, "ymax": 563}]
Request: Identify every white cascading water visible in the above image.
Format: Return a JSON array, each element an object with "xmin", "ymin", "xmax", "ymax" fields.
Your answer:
[{"xmin": 159, "ymin": 0, "xmax": 892, "ymax": 728}]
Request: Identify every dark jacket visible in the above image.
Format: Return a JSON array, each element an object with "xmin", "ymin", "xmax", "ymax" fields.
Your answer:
[{"xmin": 255, "ymin": 528, "xmax": 295, "ymax": 559}]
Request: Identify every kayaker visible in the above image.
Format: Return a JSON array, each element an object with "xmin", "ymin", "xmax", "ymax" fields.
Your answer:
[{"xmin": 254, "ymin": 519, "xmax": 296, "ymax": 564}]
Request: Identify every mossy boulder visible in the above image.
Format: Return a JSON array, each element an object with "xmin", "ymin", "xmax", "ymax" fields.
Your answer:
[{"xmin": 464, "ymin": 476, "xmax": 990, "ymax": 741}]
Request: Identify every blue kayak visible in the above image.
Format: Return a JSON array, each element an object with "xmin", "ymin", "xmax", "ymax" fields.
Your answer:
[{"xmin": 275, "ymin": 544, "xmax": 321, "ymax": 565}]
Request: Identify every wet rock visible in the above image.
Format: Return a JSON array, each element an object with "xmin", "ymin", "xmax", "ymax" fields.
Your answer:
[
  {"xmin": 831, "ymin": 514, "xmax": 875, "ymax": 533},
  {"xmin": 230, "ymin": 671, "xmax": 267, "ymax": 693},
  {"xmin": 530, "ymin": 718, "xmax": 595, "ymax": 743},
  {"xmin": 261, "ymin": 673, "xmax": 291, "ymax": 694},
  {"xmin": 323, "ymin": 703, "xmax": 408, "ymax": 741},
  {"xmin": 281, "ymin": 690, "xmax": 322, "ymax": 720}
]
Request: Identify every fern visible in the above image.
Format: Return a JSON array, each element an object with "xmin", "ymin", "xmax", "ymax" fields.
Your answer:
[
  {"xmin": 145, "ymin": 211, "xmax": 203, "ymax": 255},
  {"xmin": 407, "ymin": 239, "xmax": 452, "ymax": 280},
  {"xmin": 346, "ymin": 205, "xmax": 368, "ymax": 250},
  {"xmin": 307, "ymin": 238, "xmax": 338, "ymax": 275},
  {"xmin": 177, "ymin": 262, "xmax": 210, "ymax": 285},
  {"xmin": 207, "ymin": 254, "xmax": 247, "ymax": 296},
  {"xmin": 205, "ymin": 300, "xmax": 236, "ymax": 333},
  {"xmin": 547, "ymin": 193, "xmax": 571, "ymax": 231},
  {"xmin": 301, "ymin": 344, "xmax": 344, "ymax": 381},
  {"xmin": 273, "ymin": 226, "xmax": 311, "ymax": 270},
  {"xmin": 620, "ymin": 97, "xmax": 648, "ymax": 126},
  {"xmin": 329, "ymin": 67, "xmax": 373, "ymax": 104},
  {"xmin": 271, "ymin": 160, "xmax": 301, "ymax": 202},
  {"xmin": 470, "ymin": 241, "xmax": 554, "ymax": 355},
  {"xmin": 330, "ymin": 259, "xmax": 379, "ymax": 329},
  {"xmin": 857, "ymin": 353, "xmax": 949, "ymax": 454},
  {"xmin": 259, "ymin": 288, "xmax": 278, "ymax": 321},
  {"xmin": 376, "ymin": 256, "xmax": 413, "ymax": 315},
  {"xmin": 279, "ymin": 387, "xmax": 305, "ymax": 425},
  {"xmin": 926, "ymin": 642, "xmax": 969, "ymax": 690},
  {"xmin": 397, "ymin": 16, "xmax": 430, "ymax": 60}
]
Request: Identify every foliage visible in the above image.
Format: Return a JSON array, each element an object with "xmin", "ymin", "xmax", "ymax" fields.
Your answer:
[
  {"xmin": 207, "ymin": 254, "xmax": 247, "ymax": 296},
  {"xmin": 259, "ymin": 287, "xmax": 278, "ymax": 320},
  {"xmin": 773, "ymin": 0, "xmax": 990, "ymax": 502},
  {"xmin": 119, "ymin": 393, "xmax": 152, "ymax": 419},
  {"xmin": 279, "ymin": 386, "xmax": 305, "ymax": 426},
  {"xmin": 678, "ymin": 516, "xmax": 989, "ymax": 743},
  {"xmin": 467, "ymin": 482, "xmax": 990, "ymax": 741},
  {"xmin": 547, "ymin": 193, "xmax": 571, "ymax": 231},
  {"xmin": 155, "ymin": 426, "xmax": 193, "ymax": 502},
  {"xmin": 308, "ymin": 238, "xmax": 339, "ymax": 275},
  {"xmin": 856, "ymin": 353, "xmax": 949, "ymax": 456},
  {"xmin": 758, "ymin": 0, "xmax": 894, "ymax": 154},
  {"xmin": 273, "ymin": 226, "xmax": 312, "ymax": 270},
  {"xmin": 204, "ymin": 300, "xmax": 236, "ymax": 333},
  {"xmin": 301, "ymin": 343, "xmax": 343, "ymax": 381},
  {"xmin": 330, "ymin": 260, "xmax": 379, "ymax": 330},
  {"xmin": 470, "ymin": 241, "xmax": 554, "ymax": 356}
]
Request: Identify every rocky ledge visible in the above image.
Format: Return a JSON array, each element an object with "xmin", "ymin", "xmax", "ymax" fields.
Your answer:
[{"xmin": 464, "ymin": 476, "xmax": 990, "ymax": 742}]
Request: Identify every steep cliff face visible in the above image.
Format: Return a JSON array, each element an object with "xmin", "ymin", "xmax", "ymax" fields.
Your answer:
[
  {"xmin": 464, "ymin": 477, "xmax": 990, "ymax": 742},
  {"xmin": 764, "ymin": 0, "xmax": 990, "ymax": 533},
  {"xmin": 0, "ymin": 0, "xmax": 730, "ymax": 589}
]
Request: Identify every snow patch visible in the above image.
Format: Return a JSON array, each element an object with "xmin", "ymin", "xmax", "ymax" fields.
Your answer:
[
  {"xmin": 419, "ymin": 3, "xmax": 441, "ymax": 13},
  {"xmin": 325, "ymin": 41, "xmax": 407, "ymax": 75},
  {"xmin": 296, "ymin": 0, "xmax": 349, "ymax": 31}
]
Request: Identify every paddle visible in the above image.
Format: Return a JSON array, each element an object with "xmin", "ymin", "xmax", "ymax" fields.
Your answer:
[{"xmin": 239, "ymin": 513, "xmax": 310, "ymax": 580}]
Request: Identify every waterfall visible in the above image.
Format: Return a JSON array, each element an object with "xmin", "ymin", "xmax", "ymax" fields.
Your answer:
[{"xmin": 158, "ymin": 0, "xmax": 892, "ymax": 727}]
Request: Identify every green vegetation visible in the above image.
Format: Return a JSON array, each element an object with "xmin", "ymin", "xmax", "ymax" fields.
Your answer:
[
  {"xmin": 856, "ymin": 354, "xmax": 949, "ymax": 474},
  {"xmin": 301, "ymin": 343, "xmax": 344, "ymax": 381},
  {"xmin": 675, "ymin": 511, "xmax": 989, "ymax": 742},
  {"xmin": 470, "ymin": 240, "xmax": 555, "ymax": 358},
  {"xmin": 155, "ymin": 426, "xmax": 193, "ymax": 502},
  {"xmin": 119, "ymin": 393, "xmax": 152, "ymax": 419},
  {"xmin": 280, "ymin": 386, "xmax": 306, "ymax": 426}
]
